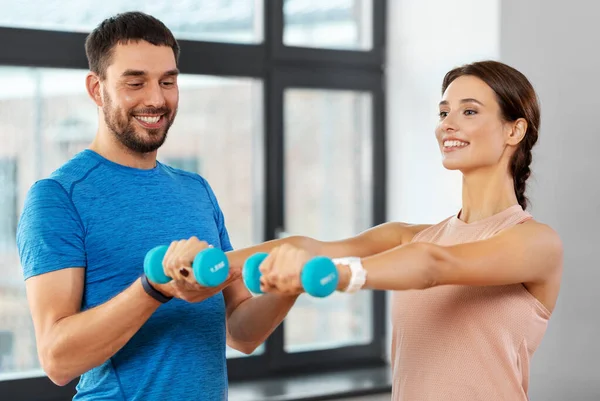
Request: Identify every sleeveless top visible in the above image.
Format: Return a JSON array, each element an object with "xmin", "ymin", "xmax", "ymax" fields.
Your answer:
[{"xmin": 390, "ymin": 204, "xmax": 551, "ymax": 400}]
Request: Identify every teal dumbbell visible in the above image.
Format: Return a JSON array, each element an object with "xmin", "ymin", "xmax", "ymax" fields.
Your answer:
[
  {"xmin": 144, "ymin": 245, "xmax": 229, "ymax": 286},
  {"xmin": 242, "ymin": 253, "xmax": 339, "ymax": 298}
]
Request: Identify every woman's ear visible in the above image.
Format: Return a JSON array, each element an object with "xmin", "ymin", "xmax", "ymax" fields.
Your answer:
[{"xmin": 506, "ymin": 118, "xmax": 528, "ymax": 146}]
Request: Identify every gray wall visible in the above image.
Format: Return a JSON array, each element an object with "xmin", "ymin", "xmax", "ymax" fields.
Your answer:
[{"xmin": 501, "ymin": 1, "xmax": 600, "ymax": 400}]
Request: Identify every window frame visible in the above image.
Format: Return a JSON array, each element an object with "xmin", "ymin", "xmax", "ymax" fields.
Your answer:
[{"xmin": 0, "ymin": 1, "xmax": 387, "ymax": 399}]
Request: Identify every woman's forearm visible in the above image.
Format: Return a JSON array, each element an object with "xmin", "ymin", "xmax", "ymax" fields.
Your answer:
[
  {"xmin": 226, "ymin": 236, "xmax": 321, "ymax": 269},
  {"xmin": 359, "ymin": 243, "xmax": 440, "ymax": 291}
]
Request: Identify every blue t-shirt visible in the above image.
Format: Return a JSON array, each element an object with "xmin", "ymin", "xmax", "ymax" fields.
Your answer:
[{"xmin": 16, "ymin": 149, "xmax": 233, "ymax": 401}]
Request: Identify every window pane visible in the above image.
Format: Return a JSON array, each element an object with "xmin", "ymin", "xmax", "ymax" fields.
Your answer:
[
  {"xmin": 283, "ymin": 88, "xmax": 373, "ymax": 352},
  {"xmin": 0, "ymin": 66, "xmax": 263, "ymax": 379},
  {"xmin": 0, "ymin": 0, "xmax": 263, "ymax": 44},
  {"xmin": 158, "ymin": 74, "xmax": 265, "ymax": 253},
  {"xmin": 283, "ymin": 0, "xmax": 372, "ymax": 50}
]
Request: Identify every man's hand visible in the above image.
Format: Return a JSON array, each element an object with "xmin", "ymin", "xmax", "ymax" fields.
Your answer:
[
  {"xmin": 149, "ymin": 236, "xmax": 241, "ymax": 303},
  {"xmin": 154, "ymin": 272, "xmax": 241, "ymax": 303}
]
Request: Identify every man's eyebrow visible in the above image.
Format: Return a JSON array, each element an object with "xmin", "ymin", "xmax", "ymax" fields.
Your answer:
[
  {"xmin": 121, "ymin": 69, "xmax": 146, "ymax": 77},
  {"xmin": 120, "ymin": 69, "xmax": 180, "ymax": 77},
  {"xmin": 164, "ymin": 69, "xmax": 180, "ymax": 77}
]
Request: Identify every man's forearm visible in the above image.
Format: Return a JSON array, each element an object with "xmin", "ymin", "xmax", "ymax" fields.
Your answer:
[
  {"xmin": 224, "ymin": 236, "xmax": 320, "ymax": 352},
  {"xmin": 226, "ymin": 293, "xmax": 298, "ymax": 352},
  {"xmin": 42, "ymin": 279, "xmax": 160, "ymax": 385}
]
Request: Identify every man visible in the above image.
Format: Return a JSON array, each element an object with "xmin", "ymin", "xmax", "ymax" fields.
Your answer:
[{"xmin": 16, "ymin": 11, "xmax": 299, "ymax": 400}]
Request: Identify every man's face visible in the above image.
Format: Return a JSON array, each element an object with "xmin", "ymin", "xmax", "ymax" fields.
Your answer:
[{"xmin": 100, "ymin": 40, "xmax": 179, "ymax": 153}]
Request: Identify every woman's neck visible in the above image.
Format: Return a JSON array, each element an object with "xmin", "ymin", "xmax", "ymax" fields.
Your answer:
[{"xmin": 460, "ymin": 166, "xmax": 519, "ymax": 223}]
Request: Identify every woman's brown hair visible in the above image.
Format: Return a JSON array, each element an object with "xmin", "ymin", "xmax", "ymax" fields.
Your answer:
[{"xmin": 442, "ymin": 60, "xmax": 541, "ymax": 210}]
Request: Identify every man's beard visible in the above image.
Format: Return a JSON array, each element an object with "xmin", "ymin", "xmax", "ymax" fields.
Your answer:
[{"xmin": 102, "ymin": 92, "xmax": 177, "ymax": 153}]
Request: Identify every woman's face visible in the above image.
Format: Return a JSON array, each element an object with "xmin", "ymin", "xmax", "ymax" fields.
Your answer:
[{"xmin": 435, "ymin": 75, "xmax": 512, "ymax": 173}]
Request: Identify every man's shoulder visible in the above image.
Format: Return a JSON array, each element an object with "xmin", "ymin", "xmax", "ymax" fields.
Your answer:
[
  {"xmin": 158, "ymin": 162, "xmax": 216, "ymax": 195},
  {"xmin": 159, "ymin": 162, "xmax": 206, "ymax": 184},
  {"xmin": 45, "ymin": 150, "xmax": 102, "ymax": 193}
]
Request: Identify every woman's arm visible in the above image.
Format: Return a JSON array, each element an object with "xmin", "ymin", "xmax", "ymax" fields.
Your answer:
[
  {"xmin": 225, "ymin": 221, "xmax": 430, "ymax": 269},
  {"xmin": 256, "ymin": 221, "xmax": 562, "ymax": 310},
  {"xmin": 360, "ymin": 221, "xmax": 562, "ymax": 291}
]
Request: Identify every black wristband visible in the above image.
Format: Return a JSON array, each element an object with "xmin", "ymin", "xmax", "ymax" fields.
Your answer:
[{"xmin": 140, "ymin": 273, "xmax": 173, "ymax": 304}]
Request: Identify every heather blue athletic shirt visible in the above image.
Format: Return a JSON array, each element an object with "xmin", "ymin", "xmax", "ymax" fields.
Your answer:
[{"xmin": 16, "ymin": 149, "xmax": 233, "ymax": 401}]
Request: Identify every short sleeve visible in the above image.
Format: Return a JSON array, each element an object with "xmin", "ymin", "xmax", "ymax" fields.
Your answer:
[
  {"xmin": 215, "ymin": 206, "xmax": 234, "ymax": 252},
  {"xmin": 16, "ymin": 179, "xmax": 86, "ymax": 280},
  {"xmin": 200, "ymin": 177, "xmax": 234, "ymax": 252}
]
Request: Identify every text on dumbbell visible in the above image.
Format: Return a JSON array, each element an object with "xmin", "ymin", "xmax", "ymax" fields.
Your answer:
[
  {"xmin": 320, "ymin": 273, "xmax": 336, "ymax": 286},
  {"xmin": 210, "ymin": 261, "xmax": 226, "ymax": 273}
]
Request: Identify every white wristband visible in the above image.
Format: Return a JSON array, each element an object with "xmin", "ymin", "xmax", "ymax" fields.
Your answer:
[{"xmin": 332, "ymin": 257, "xmax": 366, "ymax": 293}]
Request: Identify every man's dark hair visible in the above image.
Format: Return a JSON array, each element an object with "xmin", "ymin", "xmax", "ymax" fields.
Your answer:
[{"xmin": 85, "ymin": 11, "xmax": 180, "ymax": 79}]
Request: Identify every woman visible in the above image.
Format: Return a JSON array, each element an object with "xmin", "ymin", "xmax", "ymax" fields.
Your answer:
[{"xmin": 164, "ymin": 60, "xmax": 563, "ymax": 400}]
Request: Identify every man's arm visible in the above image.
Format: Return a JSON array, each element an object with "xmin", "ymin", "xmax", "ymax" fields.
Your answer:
[
  {"xmin": 17, "ymin": 180, "xmax": 164, "ymax": 385},
  {"xmin": 26, "ymin": 268, "xmax": 161, "ymax": 386},
  {"xmin": 26, "ymin": 264, "xmax": 239, "ymax": 385},
  {"xmin": 18, "ymin": 179, "xmax": 234, "ymax": 385},
  {"xmin": 223, "ymin": 280, "xmax": 297, "ymax": 354}
]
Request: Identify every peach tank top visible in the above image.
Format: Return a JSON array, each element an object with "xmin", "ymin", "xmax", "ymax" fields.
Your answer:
[{"xmin": 391, "ymin": 205, "xmax": 551, "ymax": 400}]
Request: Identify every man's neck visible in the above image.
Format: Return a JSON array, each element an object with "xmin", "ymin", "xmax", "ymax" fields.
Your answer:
[{"xmin": 90, "ymin": 131, "xmax": 157, "ymax": 170}]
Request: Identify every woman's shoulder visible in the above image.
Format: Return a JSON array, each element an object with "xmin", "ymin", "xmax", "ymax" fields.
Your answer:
[
  {"xmin": 386, "ymin": 218, "xmax": 450, "ymax": 244},
  {"xmin": 513, "ymin": 218, "xmax": 563, "ymax": 250}
]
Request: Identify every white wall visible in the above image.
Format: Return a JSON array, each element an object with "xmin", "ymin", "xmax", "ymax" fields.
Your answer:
[
  {"xmin": 384, "ymin": 0, "xmax": 500, "ymax": 362},
  {"xmin": 386, "ymin": 1, "xmax": 600, "ymax": 399},
  {"xmin": 386, "ymin": 0, "xmax": 500, "ymax": 225}
]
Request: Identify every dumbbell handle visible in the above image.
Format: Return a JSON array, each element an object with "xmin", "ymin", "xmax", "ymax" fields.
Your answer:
[
  {"xmin": 242, "ymin": 253, "xmax": 339, "ymax": 298},
  {"xmin": 144, "ymin": 245, "xmax": 229, "ymax": 287}
]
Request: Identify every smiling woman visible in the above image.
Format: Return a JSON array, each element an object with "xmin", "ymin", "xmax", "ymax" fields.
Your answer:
[{"xmin": 251, "ymin": 60, "xmax": 562, "ymax": 401}]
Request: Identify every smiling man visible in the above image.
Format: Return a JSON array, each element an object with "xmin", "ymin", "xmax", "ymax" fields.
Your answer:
[{"xmin": 16, "ymin": 11, "xmax": 299, "ymax": 401}]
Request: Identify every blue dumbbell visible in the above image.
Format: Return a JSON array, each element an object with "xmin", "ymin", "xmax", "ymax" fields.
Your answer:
[
  {"xmin": 144, "ymin": 245, "xmax": 229, "ymax": 286},
  {"xmin": 242, "ymin": 253, "xmax": 339, "ymax": 298}
]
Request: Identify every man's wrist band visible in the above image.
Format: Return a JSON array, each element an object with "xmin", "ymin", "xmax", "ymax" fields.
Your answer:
[{"xmin": 141, "ymin": 273, "xmax": 173, "ymax": 304}]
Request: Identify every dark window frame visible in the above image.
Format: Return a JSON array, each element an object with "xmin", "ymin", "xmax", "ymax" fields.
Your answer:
[{"xmin": 0, "ymin": 1, "xmax": 387, "ymax": 399}]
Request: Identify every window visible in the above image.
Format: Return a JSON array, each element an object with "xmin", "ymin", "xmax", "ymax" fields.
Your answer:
[
  {"xmin": 0, "ymin": 157, "xmax": 25, "ymax": 379},
  {"xmin": 0, "ymin": 332, "xmax": 14, "ymax": 372},
  {"xmin": 0, "ymin": 1, "xmax": 387, "ymax": 399},
  {"xmin": 158, "ymin": 75, "xmax": 264, "ymax": 250},
  {"xmin": 0, "ymin": 0, "xmax": 263, "ymax": 44},
  {"xmin": 283, "ymin": 88, "xmax": 374, "ymax": 352},
  {"xmin": 0, "ymin": 67, "xmax": 265, "ymax": 378},
  {"xmin": 284, "ymin": 0, "xmax": 373, "ymax": 50},
  {"xmin": 162, "ymin": 157, "xmax": 201, "ymax": 174},
  {"xmin": 0, "ymin": 159, "xmax": 18, "ymax": 251}
]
